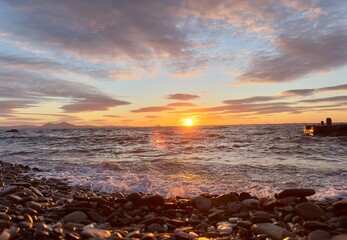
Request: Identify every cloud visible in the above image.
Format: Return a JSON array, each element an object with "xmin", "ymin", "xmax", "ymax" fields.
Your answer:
[
  {"xmin": 299, "ymin": 96, "xmax": 347, "ymax": 103},
  {"xmin": 237, "ymin": 2, "xmax": 347, "ymax": 83},
  {"xmin": 281, "ymin": 83, "xmax": 347, "ymax": 97},
  {"xmin": 0, "ymin": 71, "xmax": 130, "ymax": 113},
  {"xmin": 145, "ymin": 115, "xmax": 162, "ymax": 119},
  {"xmin": 131, "ymin": 106, "xmax": 174, "ymax": 113},
  {"xmin": 0, "ymin": 100, "xmax": 35, "ymax": 114},
  {"xmin": 223, "ymin": 96, "xmax": 280, "ymax": 105},
  {"xmin": 103, "ymin": 115, "xmax": 123, "ymax": 118},
  {"xmin": 167, "ymin": 102, "xmax": 196, "ymax": 107},
  {"xmin": 166, "ymin": 94, "xmax": 200, "ymax": 101}
]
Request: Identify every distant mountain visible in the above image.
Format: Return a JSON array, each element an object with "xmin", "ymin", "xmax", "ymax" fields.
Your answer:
[{"xmin": 0, "ymin": 122, "xmax": 94, "ymax": 130}]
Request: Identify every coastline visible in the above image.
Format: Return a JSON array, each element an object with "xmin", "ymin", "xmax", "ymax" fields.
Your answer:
[{"xmin": 0, "ymin": 161, "xmax": 346, "ymax": 240}]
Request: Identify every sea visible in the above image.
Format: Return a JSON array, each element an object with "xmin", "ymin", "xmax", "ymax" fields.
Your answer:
[{"xmin": 1, "ymin": 124, "xmax": 346, "ymax": 199}]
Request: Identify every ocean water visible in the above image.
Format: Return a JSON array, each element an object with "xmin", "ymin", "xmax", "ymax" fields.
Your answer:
[{"xmin": 1, "ymin": 124, "xmax": 346, "ymax": 199}]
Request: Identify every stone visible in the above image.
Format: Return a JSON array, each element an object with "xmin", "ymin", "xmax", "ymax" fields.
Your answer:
[
  {"xmin": 295, "ymin": 202, "xmax": 324, "ymax": 220},
  {"xmin": 216, "ymin": 221, "xmax": 233, "ymax": 234},
  {"xmin": 212, "ymin": 194, "xmax": 233, "ymax": 206},
  {"xmin": 0, "ymin": 186, "xmax": 18, "ymax": 196},
  {"xmin": 239, "ymin": 192, "xmax": 252, "ymax": 201},
  {"xmin": 0, "ymin": 220, "xmax": 11, "ymax": 229},
  {"xmin": 227, "ymin": 202, "xmax": 241, "ymax": 213},
  {"xmin": 30, "ymin": 187, "xmax": 43, "ymax": 197},
  {"xmin": 276, "ymin": 189, "xmax": 315, "ymax": 199},
  {"xmin": 147, "ymin": 223, "xmax": 163, "ymax": 232},
  {"xmin": 331, "ymin": 235, "xmax": 347, "ymax": 240},
  {"xmin": 26, "ymin": 201, "xmax": 42, "ymax": 211},
  {"xmin": 307, "ymin": 230, "xmax": 330, "ymax": 240},
  {"xmin": 10, "ymin": 182, "xmax": 31, "ymax": 188},
  {"xmin": 141, "ymin": 233, "xmax": 157, "ymax": 240},
  {"xmin": 7, "ymin": 194, "xmax": 22, "ymax": 202},
  {"xmin": 81, "ymin": 228, "xmax": 111, "ymax": 239},
  {"xmin": 251, "ymin": 211, "xmax": 272, "ymax": 224},
  {"xmin": 62, "ymin": 211, "xmax": 88, "ymax": 223},
  {"xmin": 333, "ymin": 199, "xmax": 347, "ymax": 214},
  {"xmin": 174, "ymin": 229, "xmax": 196, "ymax": 240},
  {"xmin": 87, "ymin": 211, "xmax": 106, "ymax": 223},
  {"xmin": 126, "ymin": 192, "xmax": 142, "ymax": 203},
  {"xmin": 140, "ymin": 195, "xmax": 165, "ymax": 206},
  {"xmin": 18, "ymin": 221, "xmax": 33, "ymax": 230},
  {"xmin": 0, "ymin": 229, "xmax": 10, "ymax": 240},
  {"xmin": 242, "ymin": 198, "xmax": 259, "ymax": 208},
  {"xmin": 237, "ymin": 220, "xmax": 252, "ymax": 229},
  {"xmin": 193, "ymin": 196, "xmax": 212, "ymax": 211},
  {"xmin": 251, "ymin": 223, "xmax": 298, "ymax": 240},
  {"xmin": 303, "ymin": 221, "xmax": 332, "ymax": 231}
]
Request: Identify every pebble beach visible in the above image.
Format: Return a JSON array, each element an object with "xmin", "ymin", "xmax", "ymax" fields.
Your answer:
[{"xmin": 0, "ymin": 161, "xmax": 346, "ymax": 240}]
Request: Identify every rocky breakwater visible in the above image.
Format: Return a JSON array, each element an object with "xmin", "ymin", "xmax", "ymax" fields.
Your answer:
[{"xmin": 0, "ymin": 160, "xmax": 346, "ymax": 240}]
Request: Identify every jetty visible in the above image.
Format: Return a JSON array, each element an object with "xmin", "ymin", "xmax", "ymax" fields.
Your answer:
[{"xmin": 304, "ymin": 118, "xmax": 347, "ymax": 136}]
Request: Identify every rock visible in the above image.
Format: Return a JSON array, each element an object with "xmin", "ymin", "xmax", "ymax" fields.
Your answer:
[
  {"xmin": 333, "ymin": 199, "xmax": 347, "ymax": 214},
  {"xmin": 30, "ymin": 187, "xmax": 43, "ymax": 197},
  {"xmin": 307, "ymin": 230, "xmax": 330, "ymax": 240},
  {"xmin": 0, "ymin": 220, "xmax": 11, "ymax": 229},
  {"xmin": 227, "ymin": 202, "xmax": 241, "ymax": 213},
  {"xmin": 141, "ymin": 233, "xmax": 157, "ymax": 240},
  {"xmin": 141, "ymin": 217, "xmax": 165, "ymax": 226},
  {"xmin": 87, "ymin": 211, "xmax": 106, "ymax": 223},
  {"xmin": 295, "ymin": 202, "xmax": 324, "ymax": 220},
  {"xmin": 242, "ymin": 198, "xmax": 259, "ymax": 208},
  {"xmin": 276, "ymin": 189, "xmax": 315, "ymax": 199},
  {"xmin": 18, "ymin": 221, "xmax": 33, "ymax": 230},
  {"xmin": 251, "ymin": 223, "xmax": 298, "ymax": 240},
  {"xmin": 127, "ymin": 230, "xmax": 141, "ymax": 238},
  {"xmin": 216, "ymin": 221, "xmax": 233, "ymax": 234},
  {"xmin": 81, "ymin": 228, "xmax": 111, "ymax": 239},
  {"xmin": 126, "ymin": 192, "xmax": 142, "ymax": 203},
  {"xmin": 7, "ymin": 194, "xmax": 22, "ymax": 202},
  {"xmin": 0, "ymin": 186, "xmax": 18, "ymax": 196},
  {"xmin": 251, "ymin": 211, "xmax": 272, "ymax": 224},
  {"xmin": 239, "ymin": 192, "xmax": 252, "ymax": 201},
  {"xmin": 237, "ymin": 220, "xmax": 252, "ymax": 229},
  {"xmin": 212, "ymin": 194, "xmax": 233, "ymax": 206},
  {"xmin": 193, "ymin": 196, "xmax": 212, "ymax": 211},
  {"xmin": 0, "ymin": 229, "xmax": 10, "ymax": 240},
  {"xmin": 147, "ymin": 223, "xmax": 163, "ymax": 232},
  {"xmin": 174, "ymin": 229, "xmax": 196, "ymax": 240},
  {"xmin": 303, "ymin": 221, "xmax": 332, "ymax": 231},
  {"xmin": 140, "ymin": 195, "xmax": 165, "ymax": 206},
  {"xmin": 10, "ymin": 182, "xmax": 31, "ymax": 188},
  {"xmin": 26, "ymin": 201, "xmax": 42, "ymax": 212},
  {"xmin": 62, "ymin": 211, "xmax": 88, "ymax": 223},
  {"xmin": 331, "ymin": 235, "xmax": 347, "ymax": 240}
]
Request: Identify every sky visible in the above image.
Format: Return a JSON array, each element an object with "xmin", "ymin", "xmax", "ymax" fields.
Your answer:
[{"xmin": 0, "ymin": 0, "xmax": 347, "ymax": 127}]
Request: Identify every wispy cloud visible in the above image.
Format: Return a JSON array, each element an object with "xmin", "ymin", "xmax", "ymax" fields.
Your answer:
[
  {"xmin": 166, "ymin": 94, "xmax": 200, "ymax": 101},
  {"xmin": 131, "ymin": 106, "xmax": 174, "ymax": 113},
  {"xmin": 281, "ymin": 83, "xmax": 347, "ymax": 97}
]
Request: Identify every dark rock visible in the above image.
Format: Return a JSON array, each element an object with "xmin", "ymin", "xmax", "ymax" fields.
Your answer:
[
  {"xmin": 242, "ymin": 198, "xmax": 259, "ymax": 208},
  {"xmin": 307, "ymin": 230, "xmax": 330, "ymax": 240},
  {"xmin": 237, "ymin": 220, "xmax": 252, "ymax": 229},
  {"xmin": 18, "ymin": 221, "xmax": 33, "ymax": 230},
  {"xmin": 193, "ymin": 196, "xmax": 212, "ymax": 211},
  {"xmin": 147, "ymin": 223, "xmax": 163, "ymax": 232},
  {"xmin": 65, "ymin": 232, "xmax": 80, "ymax": 240},
  {"xmin": 0, "ymin": 220, "xmax": 11, "ymax": 229},
  {"xmin": 140, "ymin": 217, "xmax": 165, "ymax": 226},
  {"xmin": 303, "ymin": 221, "xmax": 332, "ymax": 231},
  {"xmin": 25, "ymin": 201, "xmax": 42, "ymax": 212},
  {"xmin": 276, "ymin": 189, "xmax": 315, "ymax": 199},
  {"xmin": 295, "ymin": 202, "xmax": 324, "ymax": 220},
  {"xmin": 239, "ymin": 192, "xmax": 252, "ymax": 201},
  {"xmin": 141, "ymin": 233, "xmax": 157, "ymax": 240},
  {"xmin": 87, "ymin": 211, "xmax": 106, "ymax": 223},
  {"xmin": 227, "ymin": 202, "xmax": 241, "ymax": 213},
  {"xmin": 251, "ymin": 223, "xmax": 298, "ymax": 240},
  {"xmin": 10, "ymin": 182, "xmax": 31, "ymax": 188},
  {"xmin": 0, "ymin": 229, "xmax": 10, "ymax": 240},
  {"xmin": 22, "ymin": 208, "xmax": 38, "ymax": 215},
  {"xmin": 0, "ymin": 186, "xmax": 18, "ymax": 196},
  {"xmin": 62, "ymin": 211, "xmax": 88, "ymax": 223},
  {"xmin": 81, "ymin": 228, "xmax": 111, "ymax": 239},
  {"xmin": 126, "ymin": 192, "xmax": 142, "ymax": 203},
  {"xmin": 140, "ymin": 195, "xmax": 165, "ymax": 206},
  {"xmin": 333, "ymin": 199, "xmax": 347, "ymax": 215},
  {"xmin": 212, "ymin": 194, "xmax": 233, "ymax": 206},
  {"xmin": 7, "ymin": 194, "xmax": 22, "ymax": 202}
]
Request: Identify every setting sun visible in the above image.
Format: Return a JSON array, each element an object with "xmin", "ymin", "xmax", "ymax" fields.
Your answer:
[{"xmin": 184, "ymin": 118, "xmax": 194, "ymax": 127}]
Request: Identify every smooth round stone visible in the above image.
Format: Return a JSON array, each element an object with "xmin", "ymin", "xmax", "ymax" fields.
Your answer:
[
  {"xmin": 295, "ymin": 202, "xmax": 324, "ymax": 220},
  {"xmin": 65, "ymin": 232, "xmax": 80, "ymax": 240},
  {"xmin": 227, "ymin": 202, "xmax": 241, "ymax": 213},
  {"xmin": 0, "ymin": 186, "xmax": 18, "ymax": 196},
  {"xmin": 333, "ymin": 200, "xmax": 347, "ymax": 214},
  {"xmin": 22, "ymin": 208, "xmax": 38, "ymax": 215},
  {"xmin": 331, "ymin": 234, "xmax": 347, "ymax": 240},
  {"xmin": 18, "ymin": 221, "xmax": 33, "ymax": 230},
  {"xmin": 81, "ymin": 228, "xmax": 111, "ymax": 239},
  {"xmin": 126, "ymin": 192, "xmax": 142, "ymax": 203},
  {"xmin": 251, "ymin": 223, "xmax": 298, "ymax": 240},
  {"xmin": 26, "ymin": 201, "xmax": 42, "ymax": 211},
  {"xmin": 0, "ymin": 229, "xmax": 10, "ymax": 240},
  {"xmin": 276, "ymin": 189, "xmax": 315, "ymax": 199},
  {"xmin": 0, "ymin": 213, "xmax": 10, "ymax": 221},
  {"xmin": 308, "ymin": 230, "xmax": 330, "ymax": 240},
  {"xmin": 193, "ymin": 196, "xmax": 212, "ymax": 211},
  {"xmin": 140, "ymin": 195, "xmax": 165, "ymax": 206},
  {"xmin": 141, "ymin": 233, "xmax": 157, "ymax": 240},
  {"xmin": 62, "ymin": 211, "xmax": 88, "ymax": 223},
  {"xmin": 216, "ymin": 221, "xmax": 233, "ymax": 234},
  {"xmin": 7, "ymin": 194, "xmax": 22, "ymax": 202},
  {"xmin": 147, "ymin": 223, "xmax": 163, "ymax": 232},
  {"xmin": 10, "ymin": 182, "xmax": 31, "ymax": 188},
  {"xmin": 303, "ymin": 221, "xmax": 332, "ymax": 231},
  {"xmin": 212, "ymin": 194, "xmax": 233, "ymax": 206},
  {"xmin": 242, "ymin": 198, "xmax": 259, "ymax": 208},
  {"xmin": 0, "ymin": 220, "xmax": 11, "ymax": 229}
]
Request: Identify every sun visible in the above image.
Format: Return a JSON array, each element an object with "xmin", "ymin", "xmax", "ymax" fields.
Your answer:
[{"xmin": 184, "ymin": 118, "xmax": 194, "ymax": 127}]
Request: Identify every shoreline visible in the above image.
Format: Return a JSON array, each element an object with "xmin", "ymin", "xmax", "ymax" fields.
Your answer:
[{"xmin": 0, "ymin": 161, "xmax": 346, "ymax": 239}]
